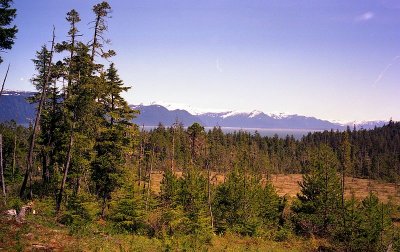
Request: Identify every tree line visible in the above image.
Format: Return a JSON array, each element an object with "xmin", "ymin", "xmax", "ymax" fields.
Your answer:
[{"xmin": 136, "ymin": 121, "xmax": 400, "ymax": 183}]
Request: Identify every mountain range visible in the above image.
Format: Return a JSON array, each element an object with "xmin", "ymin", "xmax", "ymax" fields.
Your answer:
[{"xmin": 0, "ymin": 90, "xmax": 388, "ymax": 130}]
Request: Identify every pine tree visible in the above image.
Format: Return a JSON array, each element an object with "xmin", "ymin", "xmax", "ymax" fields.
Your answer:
[
  {"xmin": 91, "ymin": 63, "xmax": 135, "ymax": 217},
  {"xmin": 56, "ymin": 41, "xmax": 97, "ymax": 212},
  {"xmin": 90, "ymin": 1, "xmax": 115, "ymax": 62},
  {"xmin": 291, "ymin": 144, "xmax": 341, "ymax": 236},
  {"xmin": 0, "ymin": 0, "xmax": 17, "ymax": 64},
  {"xmin": 187, "ymin": 122, "xmax": 204, "ymax": 164},
  {"xmin": 184, "ymin": 169, "xmax": 212, "ymax": 235}
]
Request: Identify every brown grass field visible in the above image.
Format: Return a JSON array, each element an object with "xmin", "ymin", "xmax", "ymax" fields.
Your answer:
[{"xmin": 150, "ymin": 172, "xmax": 400, "ymax": 204}]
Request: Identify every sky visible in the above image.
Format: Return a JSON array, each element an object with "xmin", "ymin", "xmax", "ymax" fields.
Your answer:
[{"xmin": 2, "ymin": 0, "xmax": 400, "ymax": 122}]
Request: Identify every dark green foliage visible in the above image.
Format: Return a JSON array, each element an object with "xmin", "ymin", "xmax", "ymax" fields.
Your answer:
[
  {"xmin": 110, "ymin": 197, "xmax": 148, "ymax": 234},
  {"xmin": 176, "ymin": 168, "xmax": 211, "ymax": 237},
  {"xmin": 0, "ymin": 0, "xmax": 17, "ymax": 64},
  {"xmin": 0, "ymin": 121, "xmax": 28, "ymax": 183},
  {"xmin": 213, "ymin": 169, "xmax": 282, "ymax": 236},
  {"xmin": 160, "ymin": 168, "xmax": 179, "ymax": 207},
  {"xmin": 158, "ymin": 168, "xmax": 212, "ymax": 243},
  {"xmin": 333, "ymin": 194, "xmax": 393, "ymax": 251},
  {"xmin": 59, "ymin": 193, "xmax": 98, "ymax": 235},
  {"xmin": 291, "ymin": 145, "xmax": 341, "ymax": 236},
  {"xmin": 91, "ymin": 63, "xmax": 136, "ymax": 216}
]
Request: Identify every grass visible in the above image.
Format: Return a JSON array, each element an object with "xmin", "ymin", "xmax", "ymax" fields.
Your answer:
[
  {"xmin": 2, "ymin": 172, "xmax": 399, "ymax": 251},
  {"xmin": 0, "ymin": 211, "xmax": 316, "ymax": 251},
  {"xmin": 151, "ymin": 172, "xmax": 400, "ymax": 204}
]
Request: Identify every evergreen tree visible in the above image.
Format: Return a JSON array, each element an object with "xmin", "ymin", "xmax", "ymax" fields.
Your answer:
[
  {"xmin": 0, "ymin": 0, "xmax": 17, "ymax": 64},
  {"xmin": 213, "ymin": 169, "xmax": 281, "ymax": 236},
  {"xmin": 292, "ymin": 144, "xmax": 341, "ymax": 236},
  {"xmin": 91, "ymin": 63, "xmax": 136, "ymax": 217},
  {"xmin": 187, "ymin": 122, "xmax": 205, "ymax": 164},
  {"xmin": 90, "ymin": 1, "xmax": 114, "ymax": 62}
]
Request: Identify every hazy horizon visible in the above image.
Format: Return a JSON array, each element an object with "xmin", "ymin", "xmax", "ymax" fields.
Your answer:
[{"xmin": 2, "ymin": 0, "xmax": 400, "ymax": 122}]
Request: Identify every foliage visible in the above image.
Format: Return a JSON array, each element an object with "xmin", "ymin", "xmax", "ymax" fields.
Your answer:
[
  {"xmin": 291, "ymin": 145, "xmax": 341, "ymax": 237},
  {"xmin": 213, "ymin": 169, "xmax": 282, "ymax": 237},
  {"xmin": 0, "ymin": 0, "xmax": 17, "ymax": 64}
]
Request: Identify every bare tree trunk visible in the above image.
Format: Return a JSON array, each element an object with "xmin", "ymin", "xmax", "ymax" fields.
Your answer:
[
  {"xmin": 171, "ymin": 124, "xmax": 176, "ymax": 172},
  {"xmin": 145, "ymin": 146, "xmax": 154, "ymax": 211},
  {"xmin": 20, "ymin": 28, "xmax": 56, "ymax": 199},
  {"xmin": 0, "ymin": 68, "xmax": 10, "ymax": 201},
  {"xmin": 91, "ymin": 16, "xmax": 101, "ymax": 62},
  {"xmin": 138, "ymin": 140, "xmax": 142, "ymax": 187},
  {"xmin": 56, "ymin": 130, "xmax": 74, "ymax": 212},
  {"xmin": 12, "ymin": 130, "xmax": 17, "ymax": 178},
  {"xmin": 207, "ymin": 160, "xmax": 214, "ymax": 231},
  {"xmin": 0, "ymin": 134, "xmax": 6, "ymax": 204},
  {"xmin": 66, "ymin": 17, "xmax": 77, "ymax": 98},
  {"xmin": 341, "ymin": 163, "xmax": 345, "ymax": 230},
  {"xmin": 0, "ymin": 63, "xmax": 10, "ymax": 99},
  {"xmin": 138, "ymin": 125, "xmax": 144, "ymax": 187},
  {"xmin": 75, "ymin": 176, "xmax": 81, "ymax": 195},
  {"xmin": 324, "ymin": 154, "xmax": 328, "ymax": 234}
]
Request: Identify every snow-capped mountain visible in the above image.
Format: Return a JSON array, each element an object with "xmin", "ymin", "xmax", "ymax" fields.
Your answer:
[
  {"xmin": 346, "ymin": 120, "xmax": 388, "ymax": 130},
  {"xmin": 0, "ymin": 90, "xmax": 36, "ymax": 125},
  {"xmin": 0, "ymin": 91, "xmax": 390, "ymax": 130}
]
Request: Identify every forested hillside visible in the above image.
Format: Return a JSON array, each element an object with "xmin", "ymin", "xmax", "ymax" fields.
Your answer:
[{"xmin": 1, "ymin": 1, "xmax": 400, "ymax": 251}]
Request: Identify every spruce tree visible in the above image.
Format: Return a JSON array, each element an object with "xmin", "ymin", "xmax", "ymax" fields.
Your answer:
[
  {"xmin": 0, "ymin": 0, "xmax": 17, "ymax": 64},
  {"xmin": 91, "ymin": 63, "xmax": 135, "ymax": 217},
  {"xmin": 292, "ymin": 144, "xmax": 341, "ymax": 236}
]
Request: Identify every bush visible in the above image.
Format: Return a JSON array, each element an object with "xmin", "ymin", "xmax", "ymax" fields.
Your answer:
[
  {"xmin": 7, "ymin": 197, "xmax": 23, "ymax": 213},
  {"xmin": 109, "ymin": 197, "xmax": 150, "ymax": 235},
  {"xmin": 59, "ymin": 194, "xmax": 98, "ymax": 234}
]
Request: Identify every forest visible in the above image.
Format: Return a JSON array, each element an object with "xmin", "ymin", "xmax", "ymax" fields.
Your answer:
[{"xmin": 1, "ymin": 1, "xmax": 400, "ymax": 251}]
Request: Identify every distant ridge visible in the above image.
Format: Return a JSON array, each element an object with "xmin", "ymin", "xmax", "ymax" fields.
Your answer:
[
  {"xmin": 0, "ymin": 90, "xmax": 36, "ymax": 125},
  {"xmin": 0, "ymin": 90, "xmax": 389, "ymax": 130}
]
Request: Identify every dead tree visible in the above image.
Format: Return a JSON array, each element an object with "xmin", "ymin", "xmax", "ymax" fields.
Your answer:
[
  {"xmin": 145, "ymin": 146, "xmax": 155, "ymax": 211},
  {"xmin": 20, "ymin": 28, "xmax": 56, "ymax": 199},
  {"xmin": 12, "ymin": 126, "xmax": 17, "ymax": 178},
  {"xmin": 1, "ymin": 134, "xmax": 6, "ymax": 204},
  {"xmin": 0, "ymin": 63, "xmax": 10, "ymax": 98},
  {"xmin": 56, "ymin": 124, "xmax": 74, "ymax": 212}
]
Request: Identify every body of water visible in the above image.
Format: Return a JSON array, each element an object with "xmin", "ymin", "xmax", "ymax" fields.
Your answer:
[{"xmin": 141, "ymin": 126, "xmax": 323, "ymax": 139}]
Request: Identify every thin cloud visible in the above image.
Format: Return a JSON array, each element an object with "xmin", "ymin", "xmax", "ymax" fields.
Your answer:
[
  {"xmin": 215, "ymin": 58, "xmax": 223, "ymax": 73},
  {"xmin": 355, "ymin": 11, "xmax": 375, "ymax": 22},
  {"xmin": 374, "ymin": 55, "xmax": 400, "ymax": 85}
]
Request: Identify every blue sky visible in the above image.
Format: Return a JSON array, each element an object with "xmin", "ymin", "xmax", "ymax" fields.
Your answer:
[{"xmin": 2, "ymin": 0, "xmax": 400, "ymax": 122}]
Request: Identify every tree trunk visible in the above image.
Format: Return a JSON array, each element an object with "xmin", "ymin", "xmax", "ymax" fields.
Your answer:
[
  {"xmin": 101, "ymin": 191, "xmax": 107, "ymax": 218},
  {"xmin": 207, "ymin": 160, "xmax": 214, "ymax": 231},
  {"xmin": 91, "ymin": 16, "xmax": 101, "ymax": 62},
  {"xmin": 56, "ymin": 131, "xmax": 74, "ymax": 212},
  {"xmin": 138, "ymin": 125, "xmax": 144, "ymax": 188},
  {"xmin": 0, "ymin": 134, "xmax": 6, "ymax": 204},
  {"xmin": 20, "ymin": 28, "xmax": 56, "ymax": 199},
  {"xmin": 145, "ymin": 146, "xmax": 154, "ymax": 211},
  {"xmin": 0, "ymin": 63, "xmax": 10, "ymax": 99},
  {"xmin": 341, "ymin": 163, "xmax": 345, "ymax": 230},
  {"xmin": 66, "ymin": 17, "xmax": 77, "ymax": 98},
  {"xmin": 12, "ymin": 130, "xmax": 17, "ymax": 178},
  {"xmin": 171, "ymin": 124, "xmax": 176, "ymax": 172}
]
